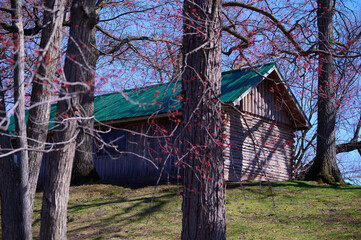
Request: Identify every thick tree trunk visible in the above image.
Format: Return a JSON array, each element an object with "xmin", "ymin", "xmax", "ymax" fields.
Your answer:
[
  {"xmin": 305, "ymin": 0, "xmax": 344, "ymax": 184},
  {"xmin": 72, "ymin": 130, "xmax": 100, "ymax": 185},
  {"xmin": 72, "ymin": 26, "xmax": 100, "ymax": 185},
  {"xmin": 0, "ymin": 158, "xmax": 24, "ymax": 240},
  {"xmin": 40, "ymin": 1, "xmax": 98, "ymax": 239},
  {"xmin": 27, "ymin": 0, "xmax": 66, "ymax": 211},
  {"xmin": 181, "ymin": 0, "xmax": 226, "ymax": 239},
  {"xmin": 0, "ymin": 81, "xmax": 24, "ymax": 240}
]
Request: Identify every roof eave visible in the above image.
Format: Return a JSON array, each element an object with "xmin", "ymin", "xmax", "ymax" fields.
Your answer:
[{"xmin": 269, "ymin": 66, "xmax": 312, "ymax": 130}]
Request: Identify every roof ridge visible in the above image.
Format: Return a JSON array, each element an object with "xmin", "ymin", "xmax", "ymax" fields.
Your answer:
[{"xmin": 95, "ymin": 64, "xmax": 276, "ymax": 98}]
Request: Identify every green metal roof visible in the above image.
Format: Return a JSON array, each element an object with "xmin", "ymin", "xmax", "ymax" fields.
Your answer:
[
  {"xmin": 221, "ymin": 63, "xmax": 274, "ymax": 102},
  {"xmin": 8, "ymin": 63, "xmax": 284, "ymax": 132},
  {"xmin": 95, "ymin": 81, "xmax": 183, "ymax": 123},
  {"xmin": 95, "ymin": 63, "xmax": 274, "ymax": 123}
]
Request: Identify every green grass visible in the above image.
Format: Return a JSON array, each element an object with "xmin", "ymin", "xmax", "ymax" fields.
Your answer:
[{"xmin": 12, "ymin": 181, "xmax": 361, "ymax": 239}]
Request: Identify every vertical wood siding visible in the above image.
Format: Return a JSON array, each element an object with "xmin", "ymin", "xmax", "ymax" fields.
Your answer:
[
  {"xmin": 240, "ymin": 80, "xmax": 291, "ymax": 125},
  {"xmin": 37, "ymin": 79, "xmax": 297, "ymax": 185},
  {"xmin": 223, "ymin": 104, "xmax": 295, "ymax": 181},
  {"xmin": 93, "ymin": 118, "xmax": 181, "ymax": 183}
]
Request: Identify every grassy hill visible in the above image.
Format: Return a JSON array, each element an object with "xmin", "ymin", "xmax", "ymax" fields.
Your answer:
[{"xmin": 20, "ymin": 181, "xmax": 361, "ymax": 239}]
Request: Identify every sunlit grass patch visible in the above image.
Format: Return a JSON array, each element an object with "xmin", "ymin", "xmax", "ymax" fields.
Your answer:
[{"xmin": 1, "ymin": 180, "xmax": 359, "ymax": 239}]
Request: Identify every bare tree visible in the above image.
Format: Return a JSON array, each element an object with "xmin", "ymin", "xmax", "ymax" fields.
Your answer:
[
  {"xmin": 0, "ymin": 0, "xmax": 180, "ymax": 238},
  {"xmin": 0, "ymin": 0, "xmax": 32, "ymax": 238},
  {"xmin": 0, "ymin": 1, "xmax": 66, "ymax": 238},
  {"xmin": 40, "ymin": 0, "xmax": 98, "ymax": 238},
  {"xmin": 11, "ymin": 0, "xmax": 32, "ymax": 237},
  {"xmin": 222, "ymin": 0, "xmax": 361, "ymax": 183},
  {"xmin": 181, "ymin": 0, "xmax": 226, "ymax": 239},
  {"xmin": 71, "ymin": 1, "xmax": 100, "ymax": 186},
  {"xmin": 303, "ymin": 0, "xmax": 344, "ymax": 183},
  {"xmin": 27, "ymin": 0, "xmax": 67, "ymax": 210}
]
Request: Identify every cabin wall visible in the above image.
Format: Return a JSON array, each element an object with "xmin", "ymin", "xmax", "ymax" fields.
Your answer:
[
  {"xmin": 93, "ymin": 118, "xmax": 181, "ymax": 183},
  {"xmin": 223, "ymin": 104, "xmax": 295, "ymax": 181},
  {"xmin": 240, "ymin": 79, "xmax": 291, "ymax": 125},
  {"xmin": 37, "ymin": 79, "xmax": 298, "ymax": 186},
  {"xmin": 37, "ymin": 117, "xmax": 181, "ymax": 186}
]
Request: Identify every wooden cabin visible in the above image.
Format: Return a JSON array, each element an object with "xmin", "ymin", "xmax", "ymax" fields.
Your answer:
[
  {"xmin": 221, "ymin": 65, "xmax": 310, "ymax": 181},
  {"xmin": 90, "ymin": 63, "xmax": 310, "ymax": 183},
  {"xmin": 10, "ymin": 63, "xmax": 310, "ymax": 184}
]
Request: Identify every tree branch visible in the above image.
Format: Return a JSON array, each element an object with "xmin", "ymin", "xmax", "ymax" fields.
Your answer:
[
  {"xmin": 0, "ymin": 21, "xmax": 43, "ymax": 36},
  {"xmin": 223, "ymin": 1, "xmax": 361, "ymax": 58},
  {"xmin": 222, "ymin": 26, "xmax": 251, "ymax": 44},
  {"xmin": 99, "ymin": 4, "xmax": 164, "ymax": 23},
  {"xmin": 351, "ymin": 114, "xmax": 361, "ymax": 142},
  {"xmin": 223, "ymin": 1, "xmax": 305, "ymax": 54},
  {"xmin": 0, "ymin": 7, "xmax": 13, "ymax": 14},
  {"xmin": 96, "ymin": 25, "xmax": 180, "ymax": 55},
  {"xmin": 336, "ymin": 141, "xmax": 361, "ymax": 154},
  {"xmin": 336, "ymin": 114, "xmax": 361, "ymax": 155}
]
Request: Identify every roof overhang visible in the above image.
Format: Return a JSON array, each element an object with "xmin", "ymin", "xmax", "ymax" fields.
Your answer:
[{"xmin": 97, "ymin": 111, "xmax": 182, "ymax": 128}]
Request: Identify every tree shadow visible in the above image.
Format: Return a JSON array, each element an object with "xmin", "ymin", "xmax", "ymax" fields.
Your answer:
[
  {"xmin": 227, "ymin": 104, "xmax": 292, "ymax": 182},
  {"xmin": 65, "ymin": 192, "xmax": 177, "ymax": 239},
  {"xmin": 226, "ymin": 180, "xmax": 361, "ymax": 191}
]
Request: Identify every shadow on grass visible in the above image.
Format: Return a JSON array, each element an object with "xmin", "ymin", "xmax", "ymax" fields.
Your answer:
[
  {"xmin": 269, "ymin": 181, "xmax": 360, "ymax": 190},
  {"xmin": 225, "ymin": 180, "xmax": 361, "ymax": 201},
  {"xmin": 227, "ymin": 180, "xmax": 361, "ymax": 191},
  {"xmin": 67, "ymin": 192, "xmax": 175, "ymax": 213},
  {"xmin": 66, "ymin": 190, "xmax": 178, "ymax": 239},
  {"xmin": 78, "ymin": 179, "xmax": 180, "ymax": 190},
  {"xmin": 30, "ymin": 180, "xmax": 360, "ymax": 239}
]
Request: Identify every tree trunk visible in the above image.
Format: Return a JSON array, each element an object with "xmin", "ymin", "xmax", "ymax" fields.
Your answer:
[
  {"xmin": 9, "ymin": 0, "xmax": 33, "ymax": 238},
  {"xmin": 40, "ymin": 1, "xmax": 98, "ymax": 239},
  {"xmin": 181, "ymin": 0, "xmax": 226, "ymax": 239},
  {"xmin": 305, "ymin": 0, "xmax": 344, "ymax": 184},
  {"xmin": 71, "ymin": 24, "xmax": 100, "ymax": 185},
  {"xmin": 0, "ymin": 82, "xmax": 24, "ymax": 240},
  {"xmin": 0, "ymin": 157, "xmax": 24, "ymax": 240},
  {"xmin": 27, "ymin": 0, "xmax": 66, "ymax": 211}
]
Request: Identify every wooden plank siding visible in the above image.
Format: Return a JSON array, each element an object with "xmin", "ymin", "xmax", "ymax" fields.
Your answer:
[
  {"xmin": 240, "ymin": 79, "xmax": 292, "ymax": 125},
  {"xmin": 38, "ymin": 117, "xmax": 182, "ymax": 186},
  {"xmin": 37, "ymin": 78, "xmax": 298, "ymax": 185},
  {"xmin": 223, "ymin": 78, "xmax": 296, "ymax": 181},
  {"xmin": 93, "ymin": 118, "xmax": 181, "ymax": 183}
]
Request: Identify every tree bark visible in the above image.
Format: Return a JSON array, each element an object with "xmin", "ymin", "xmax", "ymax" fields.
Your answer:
[
  {"xmin": 0, "ymin": 81, "xmax": 24, "ymax": 240},
  {"xmin": 71, "ymin": 23, "xmax": 100, "ymax": 185},
  {"xmin": 40, "ymin": 1, "xmax": 98, "ymax": 239},
  {"xmin": 27, "ymin": 0, "xmax": 66, "ymax": 211},
  {"xmin": 7, "ymin": 0, "xmax": 33, "ymax": 238},
  {"xmin": 181, "ymin": 0, "xmax": 226, "ymax": 239},
  {"xmin": 305, "ymin": 0, "xmax": 344, "ymax": 184}
]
